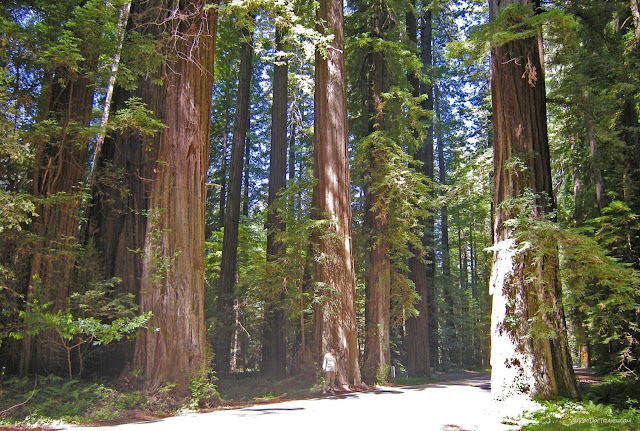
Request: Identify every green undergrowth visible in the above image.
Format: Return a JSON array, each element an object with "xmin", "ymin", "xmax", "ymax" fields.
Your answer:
[
  {"xmin": 0, "ymin": 372, "xmax": 320, "ymax": 428},
  {"xmin": 522, "ymin": 374, "xmax": 640, "ymax": 431},
  {"xmin": 0, "ymin": 374, "xmax": 199, "ymax": 428}
]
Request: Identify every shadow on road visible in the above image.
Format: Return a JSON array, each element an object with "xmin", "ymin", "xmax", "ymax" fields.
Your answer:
[
  {"xmin": 400, "ymin": 371, "xmax": 491, "ymax": 392},
  {"xmin": 243, "ymin": 407, "xmax": 305, "ymax": 414}
]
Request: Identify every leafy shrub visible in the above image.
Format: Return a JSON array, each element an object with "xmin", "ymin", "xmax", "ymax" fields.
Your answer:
[
  {"xmin": 186, "ymin": 369, "xmax": 219, "ymax": 410},
  {"xmin": 523, "ymin": 399, "xmax": 639, "ymax": 430}
]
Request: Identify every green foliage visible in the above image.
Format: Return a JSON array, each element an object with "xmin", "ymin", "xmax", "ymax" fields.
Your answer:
[
  {"xmin": 561, "ymin": 204, "xmax": 640, "ymax": 374},
  {"xmin": 591, "ymin": 201, "xmax": 640, "ymax": 267},
  {"xmin": 0, "ymin": 68, "xmax": 35, "ymax": 232},
  {"xmin": 498, "ymin": 189, "xmax": 640, "ymax": 374},
  {"xmin": 0, "ymin": 191, "xmax": 35, "ymax": 233},
  {"xmin": 523, "ymin": 374, "xmax": 640, "ymax": 430},
  {"xmin": 0, "ymin": 374, "xmax": 186, "ymax": 425},
  {"xmin": 110, "ymin": 97, "xmax": 167, "ymax": 138},
  {"xmin": 354, "ymin": 132, "xmax": 433, "ymax": 323},
  {"xmin": 449, "ymin": 3, "xmax": 578, "ymax": 67},
  {"xmin": 584, "ymin": 374, "xmax": 640, "ymax": 411},
  {"xmin": 10, "ymin": 280, "xmax": 151, "ymax": 378},
  {"xmin": 523, "ymin": 398, "xmax": 640, "ymax": 430},
  {"xmin": 186, "ymin": 369, "xmax": 219, "ymax": 409}
]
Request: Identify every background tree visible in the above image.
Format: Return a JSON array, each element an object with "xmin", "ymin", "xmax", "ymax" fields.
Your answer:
[
  {"xmin": 405, "ymin": 0, "xmax": 434, "ymax": 377},
  {"xmin": 262, "ymin": 21, "xmax": 289, "ymax": 377},
  {"xmin": 214, "ymin": 10, "xmax": 254, "ymax": 376},
  {"xmin": 23, "ymin": 0, "xmax": 111, "ymax": 375}
]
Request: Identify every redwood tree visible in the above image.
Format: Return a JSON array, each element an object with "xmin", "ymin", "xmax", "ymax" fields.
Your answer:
[
  {"xmin": 132, "ymin": 0, "xmax": 218, "ymax": 392},
  {"xmin": 214, "ymin": 17, "xmax": 254, "ymax": 376},
  {"xmin": 312, "ymin": 0, "xmax": 362, "ymax": 388},
  {"xmin": 360, "ymin": 0, "xmax": 391, "ymax": 384},
  {"xmin": 23, "ymin": 0, "xmax": 103, "ymax": 375},
  {"xmin": 405, "ymin": 0, "xmax": 433, "ymax": 377},
  {"xmin": 262, "ymin": 25, "xmax": 288, "ymax": 377},
  {"xmin": 489, "ymin": 0, "xmax": 579, "ymax": 399}
]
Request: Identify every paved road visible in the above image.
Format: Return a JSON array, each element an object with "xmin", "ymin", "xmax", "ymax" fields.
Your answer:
[{"xmin": 64, "ymin": 373, "xmax": 540, "ymax": 431}]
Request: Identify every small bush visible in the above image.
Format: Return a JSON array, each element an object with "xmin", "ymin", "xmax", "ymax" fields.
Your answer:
[{"xmin": 186, "ymin": 370, "xmax": 219, "ymax": 409}]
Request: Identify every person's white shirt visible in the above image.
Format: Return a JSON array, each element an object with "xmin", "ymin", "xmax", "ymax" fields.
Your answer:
[{"xmin": 322, "ymin": 352, "xmax": 337, "ymax": 372}]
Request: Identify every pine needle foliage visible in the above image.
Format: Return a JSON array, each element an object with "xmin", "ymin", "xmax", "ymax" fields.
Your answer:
[{"xmin": 501, "ymin": 190, "xmax": 640, "ymax": 375}]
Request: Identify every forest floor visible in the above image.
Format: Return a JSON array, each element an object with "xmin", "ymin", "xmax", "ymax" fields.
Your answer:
[{"xmin": 0, "ymin": 369, "xmax": 601, "ymax": 431}]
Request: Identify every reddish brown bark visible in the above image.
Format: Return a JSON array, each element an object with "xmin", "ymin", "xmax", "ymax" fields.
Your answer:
[
  {"xmin": 586, "ymin": 122, "xmax": 608, "ymax": 212},
  {"xmin": 85, "ymin": 83, "xmax": 158, "ymax": 373},
  {"xmin": 133, "ymin": 0, "xmax": 218, "ymax": 392},
  {"xmin": 24, "ymin": 40, "xmax": 97, "ymax": 375},
  {"xmin": 489, "ymin": 0, "xmax": 578, "ymax": 400},
  {"xmin": 312, "ymin": 0, "xmax": 362, "ymax": 388},
  {"xmin": 362, "ymin": 5, "xmax": 391, "ymax": 384},
  {"xmin": 632, "ymin": 0, "xmax": 640, "ymax": 44}
]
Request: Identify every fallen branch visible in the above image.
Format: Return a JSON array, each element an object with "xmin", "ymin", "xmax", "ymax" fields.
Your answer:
[
  {"xmin": 252, "ymin": 392, "xmax": 287, "ymax": 404},
  {"xmin": 0, "ymin": 376, "xmax": 38, "ymax": 418}
]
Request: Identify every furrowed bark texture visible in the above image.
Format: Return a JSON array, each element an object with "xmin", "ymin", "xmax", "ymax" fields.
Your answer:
[
  {"xmin": 133, "ymin": 0, "xmax": 218, "ymax": 392},
  {"xmin": 24, "ymin": 35, "xmax": 96, "ymax": 375},
  {"xmin": 489, "ymin": 0, "xmax": 578, "ymax": 400},
  {"xmin": 312, "ymin": 0, "xmax": 362, "ymax": 388},
  {"xmin": 86, "ymin": 86, "xmax": 156, "ymax": 373}
]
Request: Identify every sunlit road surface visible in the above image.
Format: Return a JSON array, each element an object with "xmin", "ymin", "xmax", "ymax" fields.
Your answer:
[{"xmin": 65, "ymin": 373, "xmax": 540, "ymax": 431}]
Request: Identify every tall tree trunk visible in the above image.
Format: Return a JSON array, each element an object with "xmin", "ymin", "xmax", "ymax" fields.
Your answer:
[
  {"xmin": 219, "ymin": 90, "xmax": 231, "ymax": 229},
  {"xmin": 25, "ymin": 38, "xmax": 97, "ymax": 375},
  {"xmin": 620, "ymin": 100, "xmax": 640, "ymax": 216},
  {"xmin": 85, "ymin": 1, "xmax": 168, "ymax": 374},
  {"xmin": 489, "ymin": 0, "xmax": 579, "ymax": 400},
  {"xmin": 86, "ymin": 86, "xmax": 155, "ymax": 374},
  {"xmin": 362, "ymin": 2, "xmax": 391, "ymax": 385},
  {"xmin": 435, "ymin": 84, "xmax": 451, "ymax": 370},
  {"xmin": 215, "ymin": 21, "xmax": 254, "ymax": 376},
  {"xmin": 631, "ymin": 0, "xmax": 640, "ymax": 44},
  {"xmin": 405, "ymin": 0, "xmax": 432, "ymax": 377},
  {"xmin": 312, "ymin": 0, "xmax": 362, "ymax": 388},
  {"xmin": 243, "ymin": 136, "xmax": 251, "ymax": 217},
  {"xmin": 586, "ymin": 122, "xmax": 608, "ymax": 212},
  {"xmin": 262, "ymin": 26, "xmax": 288, "ymax": 377},
  {"xmin": 133, "ymin": 0, "xmax": 218, "ymax": 393},
  {"xmin": 569, "ymin": 135, "xmax": 584, "ymax": 224}
]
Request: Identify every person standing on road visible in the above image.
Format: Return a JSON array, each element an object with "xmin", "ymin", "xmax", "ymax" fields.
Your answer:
[{"xmin": 322, "ymin": 348, "xmax": 337, "ymax": 394}]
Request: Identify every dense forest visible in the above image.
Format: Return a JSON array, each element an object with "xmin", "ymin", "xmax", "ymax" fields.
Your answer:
[{"xmin": 1, "ymin": 0, "xmax": 639, "ymax": 412}]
